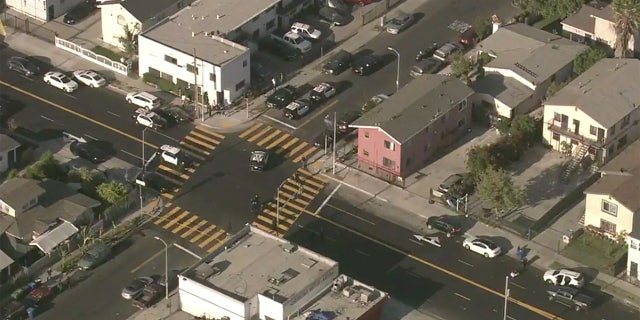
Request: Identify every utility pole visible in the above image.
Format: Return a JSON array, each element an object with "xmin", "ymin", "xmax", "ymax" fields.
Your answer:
[
  {"xmin": 332, "ymin": 111, "xmax": 337, "ymax": 174},
  {"xmin": 140, "ymin": 127, "xmax": 148, "ymax": 210},
  {"xmin": 246, "ymin": 96, "xmax": 249, "ymax": 119},
  {"xmin": 503, "ymin": 275, "xmax": 510, "ymax": 320},
  {"xmin": 192, "ymin": 48, "xmax": 200, "ymax": 120}
]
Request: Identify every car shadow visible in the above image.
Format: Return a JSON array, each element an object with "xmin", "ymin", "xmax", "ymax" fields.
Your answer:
[
  {"xmin": 335, "ymin": 80, "xmax": 353, "ymax": 93},
  {"xmin": 448, "ymin": 215, "xmax": 476, "ymax": 234},
  {"xmin": 352, "ymin": 48, "xmax": 374, "ymax": 61},
  {"xmin": 568, "ymin": 266, "xmax": 599, "ymax": 284},
  {"xmin": 412, "ymin": 12, "xmax": 425, "ymax": 25}
]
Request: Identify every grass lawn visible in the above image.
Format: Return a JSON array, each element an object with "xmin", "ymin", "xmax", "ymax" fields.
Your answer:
[
  {"xmin": 562, "ymin": 232, "xmax": 627, "ymax": 271},
  {"xmin": 91, "ymin": 45, "xmax": 125, "ymax": 62}
]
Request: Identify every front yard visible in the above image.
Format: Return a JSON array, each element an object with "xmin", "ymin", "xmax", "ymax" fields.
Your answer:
[{"xmin": 562, "ymin": 232, "xmax": 628, "ymax": 276}]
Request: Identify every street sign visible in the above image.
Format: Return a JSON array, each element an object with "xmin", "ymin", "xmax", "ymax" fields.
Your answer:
[{"xmin": 413, "ymin": 234, "xmax": 441, "ymax": 247}]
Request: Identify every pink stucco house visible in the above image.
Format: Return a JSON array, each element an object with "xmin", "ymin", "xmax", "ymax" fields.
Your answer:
[{"xmin": 350, "ymin": 75, "xmax": 473, "ymax": 184}]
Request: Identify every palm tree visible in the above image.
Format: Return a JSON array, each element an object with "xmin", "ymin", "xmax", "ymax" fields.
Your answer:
[
  {"xmin": 612, "ymin": 0, "xmax": 640, "ymax": 58},
  {"xmin": 117, "ymin": 23, "xmax": 140, "ymax": 59}
]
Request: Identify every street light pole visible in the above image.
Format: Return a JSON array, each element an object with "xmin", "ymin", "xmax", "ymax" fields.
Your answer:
[
  {"xmin": 332, "ymin": 111, "xmax": 337, "ymax": 175},
  {"xmin": 503, "ymin": 275, "xmax": 510, "ymax": 320},
  {"xmin": 275, "ymin": 179, "xmax": 287, "ymax": 237},
  {"xmin": 387, "ymin": 47, "xmax": 400, "ymax": 93},
  {"xmin": 154, "ymin": 236, "xmax": 170, "ymax": 306},
  {"xmin": 140, "ymin": 127, "xmax": 149, "ymax": 210}
]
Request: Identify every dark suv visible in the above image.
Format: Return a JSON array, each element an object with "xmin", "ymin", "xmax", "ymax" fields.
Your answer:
[
  {"xmin": 266, "ymin": 86, "xmax": 296, "ymax": 109},
  {"xmin": 63, "ymin": 1, "xmax": 96, "ymax": 25},
  {"xmin": 426, "ymin": 216, "xmax": 461, "ymax": 237},
  {"xmin": 352, "ymin": 54, "xmax": 383, "ymax": 76},
  {"xmin": 322, "ymin": 50, "xmax": 353, "ymax": 75},
  {"xmin": 7, "ymin": 56, "xmax": 40, "ymax": 77},
  {"xmin": 546, "ymin": 286, "xmax": 594, "ymax": 311}
]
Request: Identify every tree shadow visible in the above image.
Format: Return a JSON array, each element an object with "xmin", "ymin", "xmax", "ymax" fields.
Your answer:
[
  {"xmin": 524, "ymin": 162, "xmax": 565, "ymax": 205},
  {"xmin": 508, "ymin": 144, "xmax": 551, "ymax": 175}
]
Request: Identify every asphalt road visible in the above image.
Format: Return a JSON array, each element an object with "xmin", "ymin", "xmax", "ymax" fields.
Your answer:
[
  {"xmin": 284, "ymin": 195, "xmax": 638, "ymax": 320},
  {"xmin": 37, "ymin": 231, "xmax": 200, "ymax": 320},
  {"xmin": 264, "ymin": 0, "xmax": 520, "ymax": 141}
]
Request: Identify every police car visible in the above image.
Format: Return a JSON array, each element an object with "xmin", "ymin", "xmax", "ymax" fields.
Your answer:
[
  {"xmin": 309, "ymin": 82, "xmax": 337, "ymax": 104},
  {"xmin": 283, "ymin": 100, "xmax": 311, "ymax": 119},
  {"xmin": 250, "ymin": 149, "xmax": 270, "ymax": 171},
  {"xmin": 134, "ymin": 108, "xmax": 167, "ymax": 130},
  {"xmin": 160, "ymin": 145, "xmax": 194, "ymax": 168}
]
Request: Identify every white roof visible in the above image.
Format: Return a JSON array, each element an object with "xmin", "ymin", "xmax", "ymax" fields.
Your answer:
[
  {"xmin": 286, "ymin": 101, "xmax": 302, "ymax": 110},
  {"xmin": 313, "ymin": 82, "xmax": 331, "ymax": 92},
  {"xmin": 29, "ymin": 221, "xmax": 79, "ymax": 254},
  {"xmin": 291, "ymin": 22, "xmax": 310, "ymax": 29},
  {"xmin": 284, "ymin": 31, "xmax": 303, "ymax": 40},
  {"xmin": 160, "ymin": 145, "xmax": 181, "ymax": 155}
]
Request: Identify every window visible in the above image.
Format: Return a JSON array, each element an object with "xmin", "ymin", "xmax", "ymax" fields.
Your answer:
[
  {"xmin": 600, "ymin": 219, "xmax": 616, "ymax": 234},
  {"xmin": 610, "ymin": 124, "xmax": 616, "ymax": 136},
  {"xmin": 589, "ymin": 125, "xmax": 597, "ymax": 135},
  {"xmin": 186, "ymin": 64, "xmax": 198, "ymax": 74},
  {"xmin": 235, "ymin": 80, "xmax": 245, "ymax": 91},
  {"xmin": 383, "ymin": 140, "xmax": 395, "ymax": 151},
  {"xmin": 608, "ymin": 145, "xmax": 615, "ymax": 156},
  {"xmin": 117, "ymin": 15, "xmax": 126, "ymax": 26},
  {"xmin": 164, "ymin": 55, "xmax": 177, "ymax": 64},
  {"xmin": 618, "ymin": 135, "xmax": 628, "ymax": 148},
  {"xmin": 553, "ymin": 112, "xmax": 562, "ymax": 121},
  {"xmin": 552, "ymin": 132, "xmax": 560, "ymax": 141},
  {"xmin": 266, "ymin": 19, "xmax": 275, "ymax": 30},
  {"xmin": 364, "ymin": 131, "xmax": 369, "ymax": 138},
  {"xmin": 209, "ymin": 72, "xmax": 216, "ymax": 82},
  {"xmin": 382, "ymin": 157, "xmax": 395, "ymax": 168},
  {"xmin": 601, "ymin": 200, "xmax": 617, "ymax": 216},
  {"xmin": 243, "ymin": 60, "xmax": 248, "ymax": 67},
  {"xmin": 622, "ymin": 114, "xmax": 631, "ymax": 127},
  {"xmin": 363, "ymin": 150, "xmax": 369, "ymax": 156},
  {"xmin": 631, "ymin": 240, "xmax": 638, "ymax": 250}
]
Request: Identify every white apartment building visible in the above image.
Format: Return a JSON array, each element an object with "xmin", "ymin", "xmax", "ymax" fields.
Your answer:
[{"xmin": 6, "ymin": 0, "xmax": 84, "ymax": 21}]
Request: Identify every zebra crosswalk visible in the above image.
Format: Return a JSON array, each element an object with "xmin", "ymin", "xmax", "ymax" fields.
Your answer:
[
  {"xmin": 252, "ymin": 168, "xmax": 328, "ymax": 236},
  {"xmin": 239, "ymin": 123, "xmax": 318, "ymax": 163},
  {"xmin": 154, "ymin": 203, "xmax": 228, "ymax": 253}
]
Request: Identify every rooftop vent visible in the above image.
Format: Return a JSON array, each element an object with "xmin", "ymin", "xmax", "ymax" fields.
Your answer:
[
  {"xmin": 283, "ymin": 243, "xmax": 297, "ymax": 253},
  {"xmin": 358, "ymin": 288, "xmax": 375, "ymax": 304}
]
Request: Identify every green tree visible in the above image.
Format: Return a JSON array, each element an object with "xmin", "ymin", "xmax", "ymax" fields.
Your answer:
[
  {"xmin": 476, "ymin": 168, "xmax": 527, "ymax": 215},
  {"xmin": 525, "ymin": 0, "xmax": 586, "ymax": 19},
  {"xmin": 96, "ymin": 181, "xmax": 129, "ymax": 205},
  {"xmin": 7, "ymin": 169, "xmax": 19, "ymax": 179},
  {"xmin": 573, "ymin": 47, "xmax": 608, "ymax": 74},
  {"xmin": 450, "ymin": 54, "xmax": 476, "ymax": 85},
  {"xmin": 25, "ymin": 151, "xmax": 67, "ymax": 181},
  {"xmin": 545, "ymin": 80, "xmax": 559, "ymax": 100},
  {"xmin": 510, "ymin": 115, "xmax": 540, "ymax": 144},
  {"xmin": 612, "ymin": 0, "xmax": 640, "ymax": 58},
  {"xmin": 467, "ymin": 145, "xmax": 499, "ymax": 182},
  {"xmin": 117, "ymin": 23, "xmax": 140, "ymax": 59}
]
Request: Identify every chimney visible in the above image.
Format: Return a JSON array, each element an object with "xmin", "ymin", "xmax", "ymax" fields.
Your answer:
[{"xmin": 491, "ymin": 14, "xmax": 502, "ymax": 34}]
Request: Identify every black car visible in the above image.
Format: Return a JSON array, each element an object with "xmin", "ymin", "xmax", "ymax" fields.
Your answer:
[
  {"xmin": 70, "ymin": 140, "xmax": 111, "ymax": 163},
  {"xmin": 250, "ymin": 149, "xmax": 270, "ymax": 171},
  {"xmin": 546, "ymin": 286, "xmax": 594, "ymax": 311},
  {"xmin": 261, "ymin": 39, "xmax": 299, "ymax": 61},
  {"xmin": 409, "ymin": 57, "xmax": 442, "ymax": 77},
  {"xmin": 135, "ymin": 172, "xmax": 179, "ymax": 193},
  {"xmin": 322, "ymin": 50, "xmax": 353, "ymax": 75},
  {"xmin": 426, "ymin": 216, "xmax": 461, "ymax": 237},
  {"xmin": 63, "ymin": 1, "xmax": 96, "ymax": 25},
  {"xmin": 266, "ymin": 86, "xmax": 296, "ymax": 109},
  {"xmin": 7, "ymin": 56, "xmax": 40, "ymax": 77},
  {"xmin": 318, "ymin": 6, "xmax": 351, "ymax": 26},
  {"xmin": 155, "ymin": 107, "xmax": 190, "ymax": 126},
  {"xmin": 352, "ymin": 54, "xmax": 383, "ymax": 76},
  {"xmin": 324, "ymin": 111, "xmax": 361, "ymax": 134}
]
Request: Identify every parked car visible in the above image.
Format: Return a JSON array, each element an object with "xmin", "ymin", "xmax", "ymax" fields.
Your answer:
[
  {"xmin": 283, "ymin": 100, "xmax": 312, "ymax": 119},
  {"xmin": 132, "ymin": 283, "xmax": 164, "ymax": 309},
  {"xmin": 291, "ymin": 22, "xmax": 322, "ymax": 40},
  {"xmin": 327, "ymin": 0, "xmax": 349, "ymax": 12},
  {"xmin": 250, "ymin": 149, "xmax": 270, "ymax": 171},
  {"xmin": 322, "ymin": 50, "xmax": 353, "ymax": 75},
  {"xmin": 77, "ymin": 243, "xmax": 111, "ymax": 270},
  {"xmin": 458, "ymin": 28, "xmax": 480, "ymax": 47},
  {"xmin": 266, "ymin": 86, "xmax": 297, "ymax": 109},
  {"xmin": 433, "ymin": 42, "xmax": 463, "ymax": 62},
  {"xmin": 462, "ymin": 236, "xmax": 501, "ymax": 258},
  {"xmin": 160, "ymin": 144, "xmax": 194, "ymax": 168},
  {"xmin": 426, "ymin": 216, "xmax": 461, "ymax": 237},
  {"xmin": 309, "ymin": 82, "xmax": 337, "ymax": 104},
  {"xmin": 352, "ymin": 54, "xmax": 383, "ymax": 75},
  {"xmin": 73, "ymin": 70, "xmax": 106, "ymax": 87},
  {"xmin": 409, "ymin": 57, "xmax": 442, "ymax": 77},
  {"xmin": 415, "ymin": 42, "xmax": 439, "ymax": 61},
  {"xmin": 135, "ymin": 171, "xmax": 179, "ymax": 193},
  {"xmin": 261, "ymin": 39, "xmax": 300, "ymax": 61},
  {"xmin": 126, "ymin": 91, "xmax": 161, "ymax": 109},
  {"xmin": 63, "ymin": 1, "xmax": 96, "ymax": 25},
  {"xmin": 270, "ymin": 32, "xmax": 312, "ymax": 53},
  {"xmin": 362, "ymin": 94, "xmax": 389, "ymax": 112},
  {"xmin": 546, "ymin": 285, "xmax": 594, "ymax": 311},
  {"xmin": 43, "ymin": 71, "xmax": 79, "ymax": 93},
  {"xmin": 135, "ymin": 109, "xmax": 168, "ymax": 130},
  {"xmin": 155, "ymin": 107, "xmax": 191, "ymax": 125},
  {"xmin": 25, "ymin": 286, "xmax": 53, "ymax": 304},
  {"xmin": 318, "ymin": 6, "xmax": 350, "ymax": 26},
  {"xmin": 543, "ymin": 269, "xmax": 585, "ymax": 288},
  {"xmin": 7, "ymin": 56, "xmax": 40, "ymax": 77},
  {"xmin": 386, "ymin": 12, "xmax": 415, "ymax": 34},
  {"xmin": 323, "ymin": 110, "xmax": 361, "ymax": 133},
  {"xmin": 70, "ymin": 140, "xmax": 111, "ymax": 163},
  {"xmin": 2, "ymin": 300, "xmax": 27, "ymax": 320},
  {"xmin": 438, "ymin": 173, "xmax": 467, "ymax": 194},
  {"xmin": 121, "ymin": 276, "xmax": 155, "ymax": 300}
]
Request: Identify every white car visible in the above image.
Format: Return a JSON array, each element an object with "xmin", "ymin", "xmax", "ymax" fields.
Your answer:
[
  {"xmin": 160, "ymin": 144, "xmax": 194, "ymax": 168},
  {"xmin": 43, "ymin": 71, "xmax": 78, "ymax": 92},
  {"xmin": 543, "ymin": 269, "xmax": 585, "ymax": 287},
  {"xmin": 135, "ymin": 110, "xmax": 167, "ymax": 129},
  {"xmin": 73, "ymin": 70, "xmax": 107, "ymax": 88},
  {"xmin": 290, "ymin": 22, "xmax": 322, "ymax": 40},
  {"xmin": 282, "ymin": 31, "xmax": 312, "ymax": 53},
  {"xmin": 126, "ymin": 91, "xmax": 161, "ymax": 109},
  {"xmin": 463, "ymin": 236, "xmax": 501, "ymax": 258}
]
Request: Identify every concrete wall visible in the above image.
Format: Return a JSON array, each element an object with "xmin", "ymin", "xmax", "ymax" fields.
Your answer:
[
  {"xmin": 584, "ymin": 193, "xmax": 635, "ymax": 235},
  {"xmin": 7, "ymin": 0, "xmax": 83, "ymax": 21},
  {"xmin": 100, "ymin": 4, "xmax": 140, "ymax": 49}
]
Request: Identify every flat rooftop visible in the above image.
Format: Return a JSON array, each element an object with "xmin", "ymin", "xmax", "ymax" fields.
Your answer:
[
  {"xmin": 186, "ymin": 226, "xmax": 337, "ymax": 302},
  {"xmin": 291, "ymin": 275, "xmax": 388, "ymax": 320}
]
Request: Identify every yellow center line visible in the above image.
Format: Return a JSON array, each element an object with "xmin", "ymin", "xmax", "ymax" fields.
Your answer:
[{"xmin": 0, "ymin": 79, "xmax": 157, "ymax": 149}]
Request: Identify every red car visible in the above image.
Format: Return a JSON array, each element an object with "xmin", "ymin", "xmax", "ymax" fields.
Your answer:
[
  {"xmin": 343, "ymin": 0, "xmax": 373, "ymax": 4},
  {"xmin": 26, "ymin": 286, "xmax": 54, "ymax": 303}
]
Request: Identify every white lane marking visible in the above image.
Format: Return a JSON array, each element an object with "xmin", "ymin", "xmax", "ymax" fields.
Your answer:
[
  {"xmin": 296, "ymin": 224, "xmax": 336, "ymax": 242},
  {"xmin": 20, "ymin": 75, "xmax": 34, "ymax": 81},
  {"xmin": 409, "ymin": 239, "xmax": 424, "ymax": 246},
  {"xmin": 107, "ymin": 111, "xmax": 121, "ymax": 117},
  {"xmin": 355, "ymin": 249, "xmax": 371, "ymax": 257},
  {"xmin": 510, "ymin": 282, "xmax": 526, "ymax": 290},
  {"xmin": 120, "ymin": 149, "xmax": 142, "ymax": 161},
  {"xmin": 295, "ymin": 100, "xmax": 338, "ymax": 131},
  {"xmin": 262, "ymin": 114, "xmax": 297, "ymax": 130},
  {"xmin": 457, "ymin": 259, "xmax": 474, "ymax": 267},
  {"xmin": 40, "ymin": 115, "xmax": 54, "ymax": 122},
  {"xmin": 173, "ymin": 243, "xmax": 202, "ymax": 259},
  {"xmin": 64, "ymin": 93, "xmax": 78, "ymax": 99},
  {"xmin": 454, "ymin": 292, "xmax": 471, "ymax": 301},
  {"xmin": 315, "ymin": 184, "xmax": 341, "ymax": 214},
  {"xmin": 85, "ymin": 134, "xmax": 98, "ymax": 141},
  {"xmin": 325, "ymin": 203, "xmax": 375, "ymax": 225},
  {"xmin": 131, "ymin": 247, "xmax": 167, "ymax": 273}
]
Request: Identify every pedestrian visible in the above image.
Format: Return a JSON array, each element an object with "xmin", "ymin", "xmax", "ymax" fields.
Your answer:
[
  {"xmin": 301, "ymin": 156, "xmax": 307, "ymax": 169},
  {"xmin": 46, "ymin": 268, "xmax": 52, "ymax": 281}
]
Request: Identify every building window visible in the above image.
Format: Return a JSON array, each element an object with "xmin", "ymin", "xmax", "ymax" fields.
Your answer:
[
  {"xmin": 186, "ymin": 64, "xmax": 198, "ymax": 74},
  {"xmin": 235, "ymin": 80, "xmax": 245, "ymax": 91},
  {"xmin": 589, "ymin": 125, "xmax": 597, "ymax": 135},
  {"xmin": 601, "ymin": 200, "xmax": 617, "ymax": 216},
  {"xmin": 382, "ymin": 157, "xmax": 395, "ymax": 168},
  {"xmin": 553, "ymin": 112, "xmax": 562, "ymax": 121},
  {"xmin": 552, "ymin": 132, "xmax": 560, "ymax": 141},
  {"xmin": 383, "ymin": 140, "xmax": 395, "ymax": 151},
  {"xmin": 164, "ymin": 55, "xmax": 177, "ymax": 65},
  {"xmin": 243, "ymin": 60, "xmax": 248, "ymax": 67},
  {"xmin": 610, "ymin": 124, "xmax": 616, "ymax": 136},
  {"xmin": 631, "ymin": 240, "xmax": 638, "ymax": 250},
  {"xmin": 266, "ymin": 19, "xmax": 275, "ymax": 30},
  {"xmin": 622, "ymin": 114, "xmax": 631, "ymax": 127},
  {"xmin": 364, "ymin": 131, "xmax": 369, "ymax": 138},
  {"xmin": 600, "ymin": 219, "xmax": 616, "ymax": 234},
  {"xmin": 618, "ymin": 135, "xmax": 627, "ymax": 148},
  {"xmin": 608, "ymin": 145, "xmax": 615, "ymax": 156},
  {"xmin": 117, "ymin": 14, "xmax": 126, "ymax": 26},
  {"xmin": 209, "ymin": 73, "xmax": 216, "ymax": 82},
  {"xmin": 363, "ymin": 150, "xmax": 369, "ymax": 156}
]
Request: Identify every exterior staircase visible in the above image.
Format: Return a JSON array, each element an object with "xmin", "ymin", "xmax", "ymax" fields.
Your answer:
[{"xmin": 561, "ymin": 143, "xmax": 589, "ymax": 183}]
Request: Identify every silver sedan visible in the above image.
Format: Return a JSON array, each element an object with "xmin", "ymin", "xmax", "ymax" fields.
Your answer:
[{"xmin": 386, "ymin": 13, "xmax": 415, "ymax": 34}]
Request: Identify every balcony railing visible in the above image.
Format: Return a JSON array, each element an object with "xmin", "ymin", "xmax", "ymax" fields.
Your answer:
[{"xmin": 547, "ymin": 119, "xmax": 605, "ymax": 147}]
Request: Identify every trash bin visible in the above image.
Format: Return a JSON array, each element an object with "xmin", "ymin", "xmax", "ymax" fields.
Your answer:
[
  {"xmin": 27, "ymin": 307, "xmax": 36, "ymax": 319},
  {"xmin": 563, "ymin": 228, "xmax": 583, "ymax": 244}
]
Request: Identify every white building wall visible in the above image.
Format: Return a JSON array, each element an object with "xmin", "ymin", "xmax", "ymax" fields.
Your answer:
[
  {"xmin": 284, "ymin": 261, "xmax": 340, "ymax": 317},
  {"xmin": 7, "ymin": 0, "xmax": 84, "ymax": 21},
  {"xmin": 258, "ymin": 294, "xmax": 283, "ymax": 320},
  {"xmin": 584, "ymin": 194, "xmax": 634, "ymax": 233},
  {"xmin": 239, "ymin": 5, "xmax": 278, "ymax": 39},
  {"xmin": 0, "ymin": 152, "xmax": 8, "ymax": 173},
  {"xmin": 627, "ymin": 237, "xmax": 640, "ymax": 279},
  {"xmin": 100, "ymin": 4, "xmax": 140, "ymax": 49},
  {"xmin": 179, "ymin": 276, "xmax": 245, "ymax": 320}
]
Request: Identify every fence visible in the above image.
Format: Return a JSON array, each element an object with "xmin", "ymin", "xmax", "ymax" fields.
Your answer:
[
  {"xmin": 0, "ymin": 11, "xmax": 56, "ymax": 43},
  {"xmin": 361, "ymin": 0, "xmax": 406, "ymax": 25},
  {"xmin": 54, "ymin": 36, "xmax": 130, "ymax": 75}
]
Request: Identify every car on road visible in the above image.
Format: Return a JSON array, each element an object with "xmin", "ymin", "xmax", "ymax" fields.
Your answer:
[
  {"xmin": 324, "ymin": 110, "xmax": 361, "ymax": 134},
  {"xmin": 25, "ymin": 286, "xmax": 53, "ymax": 304},
  {"xmin": 386, "ymin": 12, "xmax": 414, "ymax": 34},
  {"xmin": 73, "ymin": 70, "xmax": 107, "ymax": 88},
  {"xmin": 77, "ymin": 243, "xmax": 111, "ymax": 270},
  {"xmin": 290, "ymin": 22, "xmax": 322, "ymax": 40},
  {"xmin": 310, "ymin": 82, "xmax": 337, "ymax": 104},
  {"xmin": 7, "ymin": 56, "xmax": 40, "ymax": 77},
  {"xmin": 322, "ymin": 50, "xmax": 353, "ymax": 75},
  {"xmin": 43, "ymin": 71, "xmax": 79, "ymax": 92},
  {"xmin": 426, "ymin": 216, "xmax": 461, "ymax": 237},
  {"xmin": 314, "ymin": 130, "xmax": 335, "ymax": 148},
  {"xmin": 135, "ymin": 109, "xmax": 168, "ymax": 130},
  {"xmin": 261, "ymin": 39, "xmax": 300, "ymax": 61},
  {"xmin": 352, "ymin": 54, "xmax": 383, "ymax": 76},
  {"xmin": 250, "ymin": 149, "xmax": 270, "ymax": 171},
  {"xmin": 462, "ymin": 236, "xmax": 501, "ymax": 258},
  {"xmin": 433, "ymin": 42, "xmax": 463, "ymax": 62},
  {"xmin": 362, "ymin": 94, "xmax": 389, "ymax": 113},
  {"xmin": 121, "ymin": 276, "xmax": 155, "ymax": 300},
  {"xmin": 318, "ymin": 6, "xmax": 350, "ymax": 26},
  {"xmin": 546, "ymin": 285, "xmax": 594, "ymax": 311},
  {"xmin": 63, "ymin": 1, "xmax": 96, "ymax": 24},
  {"xmin": 266, "ymin": 86, "xmax": 297, "ymax": 109},
  {"xmin": 409, "ymin": 57, "xmax": 442, "ymax": 77},
  {"xmin": 135, "ymin": 171, "xmax": 179, "ymax": 193},
  {"xmin": 543, "ymin": 269, "xmax": 585, "ymax": 287},
  {"xmin": 160, "ymin": 144, "xmax": 194, "ymax": 168},
  {"xmin": 458, "ymin": 28, "xmax": 480, "ymax": 47},
  {"xmin": 126, "ymin": 91, "xmax": 161, "ymax": 109},
  {"xmin": 155, "ymin": 106, "xmax": 191, "ymax": 125},
  {"xmin": 283, "ymin": 99, "xmax": 312, "ymax": 119},
  {"xmin": 70, "ymin": 140, "xmax": 111, "ymax": 163},
  {"xmin": 132, "ymin": 283, "xmax": 164, "ymax": 309}
]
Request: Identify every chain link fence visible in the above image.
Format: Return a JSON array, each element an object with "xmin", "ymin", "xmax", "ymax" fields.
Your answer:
[{"xmin": 1, "ymin": 11, "xmax": 56, "ymax": 43}]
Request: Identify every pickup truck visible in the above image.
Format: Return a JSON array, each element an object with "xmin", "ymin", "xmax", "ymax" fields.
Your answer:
[
  {"xmin": 132, "ymin": 283, "xmax": 164, "ymax": 309},
  {"xmin": 546, "ymin": 285, "xmax": 594, "ymax": 311},
  {"xmin": 270, "ymin": 32, "xmax": 312, "ymax": 53}
]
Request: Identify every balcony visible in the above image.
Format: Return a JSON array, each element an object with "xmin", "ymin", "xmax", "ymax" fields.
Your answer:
[{"xmin": 547, "ymin": 119, "xmax": 605, "ymax": 147}]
